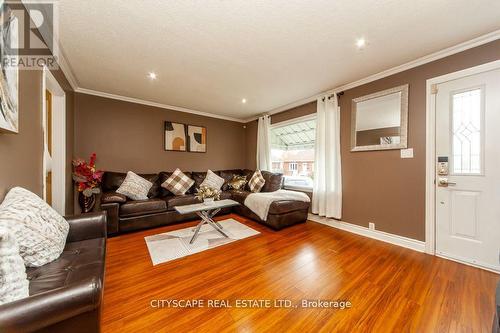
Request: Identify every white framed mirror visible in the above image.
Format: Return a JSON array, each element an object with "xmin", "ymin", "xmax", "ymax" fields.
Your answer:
[{"xmin": 351, "ymin": 84, "xmax": 409, "ymax": 152}]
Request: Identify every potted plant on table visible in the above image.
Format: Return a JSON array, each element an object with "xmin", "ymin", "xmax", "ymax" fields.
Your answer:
[
  {"xmin": 195, "ymin": 186, "xmax": 221, "ymax": 204},
  {"xmin": 72, "ymin": 153, "xmax": 104, "ymax": 213}
]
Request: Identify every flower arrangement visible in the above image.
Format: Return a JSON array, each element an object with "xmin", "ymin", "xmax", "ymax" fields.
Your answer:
[
  {"xmin": 72, "ymin": 153, "xmax": 104, "ymax": 197},
  {"xmin": 195, "ymin": 186, "xmax": 221, "ymax": 201}
]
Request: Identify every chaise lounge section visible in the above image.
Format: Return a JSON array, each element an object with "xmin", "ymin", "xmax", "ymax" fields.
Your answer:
[{"xmin": 99, "ymin": 169, "xmax": 310, "ymax": 236}]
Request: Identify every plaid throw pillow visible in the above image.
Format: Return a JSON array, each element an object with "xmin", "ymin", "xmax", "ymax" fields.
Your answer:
[
  {"xmin": 161, "ymin": 168, "xmax": 195, "ymax": 196},
  {"xmin": 248, "ymin": 170, "xmax": 265, "ymax": 193}
]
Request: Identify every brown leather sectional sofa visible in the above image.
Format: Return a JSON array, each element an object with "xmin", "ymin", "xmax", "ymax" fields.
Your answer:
[
  {"xmin": 0, "ymin": 212, "xmax": 106, "ymax": 333},
  {"xmin": 100, "ymin": 169, "xmax": 310, "ymax": 236}
]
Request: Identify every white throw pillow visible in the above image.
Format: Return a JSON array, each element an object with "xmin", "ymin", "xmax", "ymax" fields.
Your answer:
[
  {"xmin": 116, "ymin": 171, "xmax": 153, "ymax": 200},
  {"xmin": 200, "ymin": 170, "xmax": 225, "ymax": 190},
  {"xmin": 0, "ymin": 187, "xmax": 69, "ymax": 267},
  {"xmin": 0, "ymin": 227, "xmax": 29, "ymax": 305}
]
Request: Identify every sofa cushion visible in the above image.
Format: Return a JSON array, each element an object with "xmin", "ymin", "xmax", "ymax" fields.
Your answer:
[
  {"xmin": 119, "ymin": 199, "xmax": 167, "ymax": 218},
  {"xmin": 0, "ymin": 227, "xmax": 29, "ymax": 305},
  {"xmin": 102, "ymin": 171, "xmax": 160, "ymax": 198},
  {"xmin": 229, "ymin": 190, "xmax": 250, "ymax": 205},
  {"xmin": 248, "ymin": 170, "xmax": 266, "ymax": 193},
  {"xmin": 241, "ymin": 169, "xmax": 255, "ymax": 191},
  {"xmin": 219, "ymin": 191, "xmax": 233, "ymax": 200},
  {"xmin": 261, "ymin": 171, "xmax": 283, "ymax": 192},
  {"xmin": 0, "ymin": 187, "xmax": 69, "ymax": 267},
  {"xmin": 26, "ymin": 238, "xmax": 105, "ymax": 296},
  {"xmin": 191, "ymin": 171, "xmax": 207, "ymax": 190},
  {"xmin": 218, "ymin": 169, "xmax": 243, "ymax": 191},
  {"xmin": 164, "ymin": 195, "xmax": 201, "ymax": 211},
  {"xmin": 161, "ymin": 169, "xmax": 195, "ymax": 196},
  {"xmin": 101, "ymin": 191, "xmax": 127, "ymax": 204},
  {"xmin": 268, "ymin": 200, "xmax": 310, "ymax": 215},
  {"xmin": 200, "ymin": 170, "xmax": 225, "ymax": 190}
]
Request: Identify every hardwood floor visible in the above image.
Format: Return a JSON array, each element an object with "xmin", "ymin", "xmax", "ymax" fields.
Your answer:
[{"xmin": 103, "ymin": 214, "xmax": 499, "ymax": 332}]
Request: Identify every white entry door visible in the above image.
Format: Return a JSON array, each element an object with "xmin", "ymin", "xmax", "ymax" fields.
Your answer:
[{"xmin": 435, "ymin": 66, "xmax": 500, "ymax": 272}]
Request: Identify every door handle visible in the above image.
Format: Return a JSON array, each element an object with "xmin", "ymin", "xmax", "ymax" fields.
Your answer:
[{"xmin": 438, "ymin": 178, "xmax": 456, "ymax": 186}]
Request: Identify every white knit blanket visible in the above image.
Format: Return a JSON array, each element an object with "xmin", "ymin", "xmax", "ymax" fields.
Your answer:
[{"xmin": 244, "ymin": 189, "xmax": 311, "ymax": 221}]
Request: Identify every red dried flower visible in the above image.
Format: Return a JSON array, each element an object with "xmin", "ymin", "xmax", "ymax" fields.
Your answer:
[{"xmin": 72, "ymin": 153, "xmax": 104, "ymax": 196}]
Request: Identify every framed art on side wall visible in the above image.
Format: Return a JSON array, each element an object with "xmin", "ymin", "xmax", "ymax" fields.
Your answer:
[
  {"xmin": 164, "ymin": 121, "xmax": 187, "ymax": 151},
  {"xmin": 0, "ymin": 1, "xmax": 19, "ymax": 134}
]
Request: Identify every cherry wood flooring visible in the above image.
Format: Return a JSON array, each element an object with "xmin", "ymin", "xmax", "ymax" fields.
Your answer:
[{"xmin": 102, "ymin": 214, "xmax": 499, "ymax": 332}]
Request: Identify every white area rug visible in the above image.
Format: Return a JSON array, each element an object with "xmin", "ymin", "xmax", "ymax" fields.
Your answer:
[{"xmin": 144, "ymin": 218, "xmax": 260, "ymax": 265}]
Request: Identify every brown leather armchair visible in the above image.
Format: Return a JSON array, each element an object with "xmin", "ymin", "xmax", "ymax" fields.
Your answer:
[{"xmin": 0, "ymin": 212, "xmax": 107, "ymax": 333}]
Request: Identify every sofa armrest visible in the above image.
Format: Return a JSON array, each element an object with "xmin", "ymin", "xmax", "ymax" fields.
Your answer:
[
  {"xmin": 65, "ymin": 211, "xmax": 107, "ymax": 242},
  {"xmin": 0, "ymin": 277, "xmax": 101, "ymax": 333},
  {"xmin": 101, "ymin": 191, "xmax": 127, "ymax": 204},
  {"xmin": 100, "ymin": 202, "xmax": 119, "ymax": 235}
]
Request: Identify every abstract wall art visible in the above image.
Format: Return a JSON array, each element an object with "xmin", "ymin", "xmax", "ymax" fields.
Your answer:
[
  {"xmin": 164, "ymin": 121, "xmax": 187, "ymax": 151},
  {"xmin": 0, "ymin": 1, "xmax": 19, "ymax": 133},
  {"xmin": 187, "ymin": 125, "xmax": 206, "ymax": 153}
]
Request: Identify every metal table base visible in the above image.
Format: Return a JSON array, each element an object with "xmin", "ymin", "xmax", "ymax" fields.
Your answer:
[{"xmin": 190, "ymin": 208, "xmax": 229, "ymax": 244}]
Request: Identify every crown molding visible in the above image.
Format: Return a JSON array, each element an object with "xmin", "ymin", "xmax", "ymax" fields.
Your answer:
[
  {"xmin": 75, "ymin": 88, "xmax": 247, "ymax": 123},
  {"xmin": 56, "ymin": 45, "xmax": 79, "ymax": 90},
  {"xmin": 26, "ymin": 0, "xmax": 499, "ymax": 126},
  {"xmin": 243, "ymin": 29, "xmax": 500, "ymax": 123}
]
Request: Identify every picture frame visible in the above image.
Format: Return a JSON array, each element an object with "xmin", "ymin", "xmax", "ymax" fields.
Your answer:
[
  {"xmin": 164, "ymin": 121, "xmax": 187, "ymax": 152},
  {"xmin": 0, "ymin": 1, "xmax": 19, "ymax": 134},
  {"xmin": 187, "ymin": 125, "xmax": 207, "ymax": 153}
]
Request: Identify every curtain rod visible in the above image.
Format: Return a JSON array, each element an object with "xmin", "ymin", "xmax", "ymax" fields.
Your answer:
[{"xmin": 322, "ymin": 91, "xmax": 344, "ymax": 101}]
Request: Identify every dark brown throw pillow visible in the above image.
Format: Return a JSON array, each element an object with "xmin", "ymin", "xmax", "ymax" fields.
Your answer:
[{"xmin": 228, "ymin": 175, "xmax": 247, "ymax": 190}]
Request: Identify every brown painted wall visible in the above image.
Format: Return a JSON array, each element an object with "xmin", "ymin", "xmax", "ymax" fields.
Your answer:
[
  {"xmin": 245, "ymin": 39, "xmax": 500, "ymax": 241},
  {"xmin": 340, "ymin": 39, "xmax": 500, "ymax": 241},
  {"xmin": 0, "ymin": 71, "xmax": 43, "ymax": 200},
  {"xmin": 0, "ymin": 3, "xmax": 75, "ymax": 213},
  {"xmin": 74, "ymin": 93, "xmax": 247, "ymax": 175}
]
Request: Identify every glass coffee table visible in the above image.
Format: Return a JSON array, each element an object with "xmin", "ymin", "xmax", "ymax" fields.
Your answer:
[{"xmin": 174, "ymin": 199, "xmax": 239, "ymax": 244}]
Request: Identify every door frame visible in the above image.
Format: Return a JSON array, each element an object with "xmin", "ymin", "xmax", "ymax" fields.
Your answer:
[
  {"xmin": 42, "ymin": 66, "xmax": 66, "ymax": 215},
  {"xmin": 425, "ymin": 59, "xmax": 500, "ymax": 256}
]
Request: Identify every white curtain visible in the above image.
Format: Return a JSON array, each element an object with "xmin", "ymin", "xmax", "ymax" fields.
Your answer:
[
  {"xmin": 312, "ymin": 95, "xmax": 342, "ymax": 219},
  {"xmin": 256, "ymin": 115, "xmax": 271, "ymax": 171}
]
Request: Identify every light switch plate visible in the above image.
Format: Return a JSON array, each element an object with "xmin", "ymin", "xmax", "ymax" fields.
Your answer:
[{"xmin": 400, "ymin": 148, "xmax": 414, "ymax": 159}]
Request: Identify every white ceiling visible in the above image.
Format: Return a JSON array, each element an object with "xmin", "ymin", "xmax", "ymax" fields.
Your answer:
[{"xmin": 58, "ymin": 0, "xmax": 500, "ymax": 120}]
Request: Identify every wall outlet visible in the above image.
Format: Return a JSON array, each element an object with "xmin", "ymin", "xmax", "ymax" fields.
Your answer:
[
  {"xmin": 369, "ymin": 222, "xmax": 375, "ymax": 230},
  {"xmin": 400, "ymin": 148, "xmax": 414, "ymax": 159}
]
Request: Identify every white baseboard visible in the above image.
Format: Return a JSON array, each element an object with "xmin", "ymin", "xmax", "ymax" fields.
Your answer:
[{"xmin": 308, "ymin": 214, "xmax": 426, "ymax": 253}]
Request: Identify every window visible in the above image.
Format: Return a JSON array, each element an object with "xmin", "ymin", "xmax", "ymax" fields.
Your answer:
[
  {"xmin": 451, "ymin": 88, "xmax": 483, "ymax": 174},
  {"xmin": 270, "ymin": 116, "xmax": 316, "ymax": 191}
]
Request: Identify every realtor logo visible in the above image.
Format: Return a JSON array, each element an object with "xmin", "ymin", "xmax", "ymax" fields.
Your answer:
[{"xmin": 0, "ymin": 0, "xmax": 59, "ymax": 70}]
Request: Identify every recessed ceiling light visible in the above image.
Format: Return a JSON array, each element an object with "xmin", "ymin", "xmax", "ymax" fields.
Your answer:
[
  {"xmin": 241, "ymin": 98, "xmax": 247, "ymax": 104},
  {"xmin": 356, "ymin": 38, "xmax": 366, "ymax": 49},
  {"xmin": 148, "ymin": 72, "xmax": 157, "ymax": 80}
]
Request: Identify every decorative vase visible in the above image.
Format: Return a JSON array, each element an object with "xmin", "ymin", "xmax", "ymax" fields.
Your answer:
[
  {"xmin": 203, "ymin": 197, "xmax": 215, "ymax": 205},
  {"xmin": 78, "ymin": 192, "xmax": 96, "ymax": 213}
]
